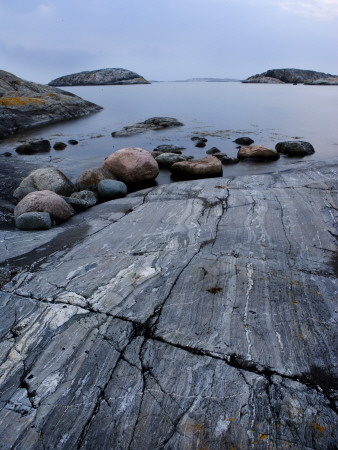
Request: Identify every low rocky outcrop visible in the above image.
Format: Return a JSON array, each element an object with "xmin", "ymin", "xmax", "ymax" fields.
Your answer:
[
  {"xmin": 13, "ymin": 167, "xmax": 75, "ymax": 200},
  {"xmin": 0, "ymin": 160, "xmax": 336, "ymax": 448},
  {"xmin": 0, "ymin": 70, "xmax": 102, "ymax": 138},
  {"xmin": 111, "ymin": 117, "xmax": 184, "ymax": 137},
  {"xmin": 243, "ymin": 68, "xmax": 337, "ymax": 84},
  {"xmin": 49, "ymin": 68, "xmax": 150, "ymax": 86},
  {"xmin": 276, "ymin": 141, "xmax": 315, "ymax": 156},
  {"xmin": 170, "ymin": 155, "xmax": 222, "ymax": 179},
  {"xmin": 237, "ymin": 145, "xmax": 280, "ymax": 161},
  {"xmin": 14, "ymin": 190, "xmax": 72, "ymax": 222},
  {"xmin": 103, "ymin": 147, "xmax": 159, "ymax": 184}
]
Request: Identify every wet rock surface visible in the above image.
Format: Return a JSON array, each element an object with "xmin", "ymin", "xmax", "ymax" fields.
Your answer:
[
  {"xmin": 0, "ymin": 160, "xmax": 337, "ymax": 449},
  {"xmin": 0, "ymin": 70, "xmax": 102, "ymax": 138},
  {"xmin": 276, "ymin": 141, "xmax": 315, "ymax": 157}
]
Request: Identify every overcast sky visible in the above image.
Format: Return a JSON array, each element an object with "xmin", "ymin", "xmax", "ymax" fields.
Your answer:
[{"xmin": 0, "ymin": 0, "xmax": 337, "ymax": 83}]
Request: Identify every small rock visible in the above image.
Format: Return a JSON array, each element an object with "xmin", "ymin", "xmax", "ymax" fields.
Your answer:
[
  {"xmin": 1, "ymin": 152, "xmax": 12, "ymax": 157},
  {"xmin": 53, "ymin": 142, "xmax": 67, "ymax": 150},
  {"xmin": 62, "ymin": 197, "xmax": 90, "ymax": 212},
  {"xmin": 71, "ymin": 190, "xmax": 98, "ymax": 207},
  {"xmin": 151, "ymin": 151, "xmax": 163, "ymax": 159},
  {"xmin": 15, "ymin": 144, "xmax": 35, "ymax": 155},
  {"xmin": 153, "ymin": 145, "xmax": 185, "ymax": 154},
  {"xmin": 275, "ymin": 141, "xmax": 315, "ymax": 156},
  {"xmin": 13, "ymin": 167, "xmax": 75, "ymax": 200},
  {"xmin": 15, "ymin": 212, "xmax": 52, "ymax": 230},
  {"xmin": 233, "ymin": 137, "xmax": 254, "ymax": 145},
  {"xmin": 112, "ymin": 117, "xmax": 183, "ymax": 137},
  {"xmin": 75, "ymin": 168, "xmax": 116, "ymax": 192},
  {"xmin": 212, "ymin": 152, "xmax": 228, "ymax": 161},
  {"xmin": 16, "ymin": 140, "xmax": 51, "ymax": 154},
  {"xmin": 170, "ymin": 156, "xmax": 222, "ymax": 180},
  {"xmin": 155, "ymin": 153, "xmax": 187, "ymax": 168},
  {"xmin": 220, "ymin": 156, "xmax": 239, "ymax": 164},
  {"xmin": 191, "ymin": 136, "xmax": 207, "ymax": 142},
  {"xmin": 98, "ymin": 180, "xmax": 128, "ymax": 200},
  {"xmin": 14, "ymin": 191, "xmax": 72, "ymax": 223},
  {"xmin": 68, "ymin": 139, "xmax": 79, "ymax": 145},
  {"xmin": 103, "ymin": 147, "xmax": 159, "ymax": 184},
  {"xmin": 237, "ymin": 145, "xmax": 280, "ymax": 161},
  {"xmin": 206, "ymin": 147, "xmax": 221, "ymax": 155}
]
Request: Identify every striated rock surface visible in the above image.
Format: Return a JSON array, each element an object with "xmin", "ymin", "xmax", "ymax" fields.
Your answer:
[
  {"xmin": 49, "ymin": 68, "xmax": 150, "ymax": 86},
  {"xmin": 0, "ymin": 70, "xmax": 102, "ymax": 138},
  {"xmin": 305, "ymin": 76, "xmax": 338, "ymax": 85},
  {"xmin": 243, "ymin": 68, "xmax": 337, "ymax": 84},
  {"xmin": 0, "ymin": 160, "xmax": 337, "ymax": 449}
]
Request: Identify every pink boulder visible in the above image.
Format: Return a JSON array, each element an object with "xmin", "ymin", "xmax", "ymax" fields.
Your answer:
[
  {"xmin": 14, "ymin": 190, "xmax": 72, "ymax": 222},
  {"xmin": 237, "ymin": 145, "xmax": 280, "ymax": 161},
  {"xmin": 170, "ymin": 156, "xmax": 222, "ymax": 179},
  {"xmin": 102, "ymin": 147, "xmax": 159, "ymax": 184}
]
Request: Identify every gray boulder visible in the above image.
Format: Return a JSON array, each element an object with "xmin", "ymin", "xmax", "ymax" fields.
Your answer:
[
  {"xmin": 48, "ymin": 68, "xmax": 150, "ymax": 86},
  {"xmin": 71, "ymin": 190, "xmax": 98, "ymax": 207},
  {"xmin": 276, "ymin": 141, "xmax": 315, "ymax": 156},
  {"xmin": 112, "ymin": 117, "xmax": 184, "ymax": 137},
  {"xmin": 0, "ymin": 70, "xmax": 102, "ymax": 138},
  {"xmin": 98, "ymin": 180, "xmax": 128, "ymax": 200},
  {"xmin": 15, "ymin": 211, "xmax": 52, "ymax": 230},
  {"xmin": 154, "ymin": 153, "xmax": 188, "ymax": 168},
  {"xmin": 13, "ymin": 167, "xmax": 75, "ymax": 200}
]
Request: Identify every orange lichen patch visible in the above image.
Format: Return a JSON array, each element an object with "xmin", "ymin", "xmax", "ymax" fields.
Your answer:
[
  {"xmin": 259, "ymin": 434, "xmax": 268, "ymax": 440},
  {"xmin": 312, "ymin": 422, "xmax": 325, "ymax": 433},
  {"xmin": 300, "ymin": 334, "xmax": 304, "ymax": 339},
  {"xmin": 0, "ymin": 96, "xmax": 46, "ymax": 107},
  {"xmin": 196, "ymin": 423, "xmax": 203, "ymax": 431},
  {"xmin": 228, "ymin": 417, "xmax": 234, "ymax": 422}
]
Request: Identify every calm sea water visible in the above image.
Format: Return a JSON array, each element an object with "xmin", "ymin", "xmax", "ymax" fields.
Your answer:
[{"xmin": 1, "ymin": 82, "xmax": 338, "ymax": 185}]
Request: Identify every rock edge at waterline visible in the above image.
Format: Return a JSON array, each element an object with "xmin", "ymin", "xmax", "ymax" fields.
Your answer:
[{"xmin": 48, "ymin": 68, "xmax": 150, "ymax": 86}]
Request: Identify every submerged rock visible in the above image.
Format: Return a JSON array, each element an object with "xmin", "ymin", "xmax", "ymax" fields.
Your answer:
[
  {"xmin": 276, "ymin": 141, "xmax": 315, "ymax": 156},
  {"xmin": 49, "ymin": 68, "xmax": 150, "ymax": 86},
  {"xmin": 153, "ymin": 144, "xmax": 185, "ymax": 153},
  {"xmin": 170, "ymin": 155, "xmax": 222, "ymax": 179},
  {"xmin": 112, "ymin": 117, "xmax": 184, "ymax": 137},
  {"xmin": 53, "ymin": 142, "xmax": 67, "ymax": 150},
  {"xmin": 237, "ymin": 145, "xmax": 280, "ymax": 161},
  {"xmin": 13, "ymin": 167, "xmax": 75, "ymax": 200},
  {"xmin": 16, "ymin": 140, "xmax": 51, "ymax": 154},
  {"xmin": 233, "ymin": 137, "xmax": 254, "ymax": 145},
  {"xmin": 0, "ymin": 70, "xmax": 102, "ymax": 138},
  {"xmin": 103, "ymin": 147, "xmax": 159, "ymax": 184},
  {"xmin": 154, "ymin": 153, "xmax": 188, "ymax": 168},
  {"xmin": 14, "ymin": 190, "xmax": 72, "ymax": 222}
]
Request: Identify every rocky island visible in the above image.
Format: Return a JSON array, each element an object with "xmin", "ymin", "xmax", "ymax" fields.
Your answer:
[
  {"xmin": 0, "ymin": 70, "xmax": 102, "ymax": 139},
  {"xmin": 243, "ymin": 68, "xmax": 338, "ymax": 84},
  {"xmin": 0, "ymin": 158, "xmax": 337, "ymax": 448},
  {"xmin": 48, "ymin": 68, "xmax": 150, "ymax": 86}
]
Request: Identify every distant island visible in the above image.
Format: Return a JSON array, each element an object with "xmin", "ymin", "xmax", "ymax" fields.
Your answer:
[
  {"xmin": 173, "ymin": 77, "xmax": 241, "ymax": 82},
  {"xmin": 243, "ymin": 68, "xmax": 338, "ymax": 84},
  {"xmin": 48, "ymin": 68, "xmax": 150, "ymax": 86}
]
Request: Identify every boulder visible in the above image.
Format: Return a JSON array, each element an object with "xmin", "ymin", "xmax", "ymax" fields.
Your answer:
[
  {"xmin": 75, "ymin": 168, "xmax": 116, "ymax": 192},
  {"xmin": 233, "ymin": 137, "xmax": 254, "ymax": 145},
  {"xmin": 53, "ymin": 142, "xmax": 67, "ymax": 150},
  {"xmin": 16, "ymin": 140, "xmax": 51, "ymax": 154},
  {"xmin": 170, "ymin": 156, "xmax": 222, "ymax": 179},
  {"xmin": 275, "ymin": 141, "xmax": 315, "ymax": 156},
  {"xmin": 15, "ymin": 211, "xmax": 52, "ymax": 230},
  {"xmin": 220, "ymin": 156, "xmax": 239, "ymax": 164},
  {"xmin": 97, "ymin": 180, "xmax": 128, "ymax": 200},
  {"xmin": 153, "ymin": 145, "xmax": 185, "ymax": 154},
  {"xmin": 0, "ymin": 70, "xmax": 102, "ymax": 139},
  {"xmin": 14, "ymin": 190, "xmax": 72, "ymax": 222},
  {"xmin": 237, "ymin": 145, "xmax": 280, "ymax": 161},
  {"xmin": 112, "ymin": 117, "xmax": 184, "ymax": 137},
  {"xmin": 206, "ymin": 147, "xmax": 221, "ymax": 155},
  {"xmin": 71, "ymin": 190, "xmax": 98, "ymax": 207},
  {"xmin": 13, "ymin": 167, "xmax": 75, "ymax": 200},
  {"xmin": 48, "ymin": 68, "xmax": 150, "ymax": 86},
  {"xmin": 62, "ymin": 197, "xmax": 90, "ymax": 212},
  {"xmin": 102, "ymin": 147, "xmax": 159, "ymax": 184},
  {"xmin": 154, "ymin": 153, "xmax": 188, "ymax": 168}
]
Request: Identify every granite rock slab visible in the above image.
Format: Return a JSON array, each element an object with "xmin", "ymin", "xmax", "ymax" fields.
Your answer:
[{"xmin": 0, "ymin": 160, "xmax": 337, "ymax": 449}]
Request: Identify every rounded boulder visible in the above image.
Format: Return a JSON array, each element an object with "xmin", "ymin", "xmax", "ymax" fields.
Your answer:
[
  {"xmin": 275, "ymin": 141, "xmax": 315, "ymax": 156},
  {"xmin": 170, "ymin": 156, "xmax": 222, "ymax": 180},
  {"xmin": 14, "ymin": 190, "xmax": 72, "ymax": 222},
  {"xmin": 237, "ymin": 145, "xmax": 280, "ymax": 161},
  {"xmin": 98, "ymin": 180, "xmax": 128, "ymax": 200},
  {"xmin": 75, "ymin": 167, "xmax": 116, "ymax": 192},
  {"xmin": 15, "ymin": 212, "xmax": 52, "ymax": 230},
  {"xmin": 102, "ymin": 147, "xmax": 159, "ymax": 184}
]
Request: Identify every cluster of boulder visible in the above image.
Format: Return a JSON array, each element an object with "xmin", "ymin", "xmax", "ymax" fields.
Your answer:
[
  {"xmin": 12, "ymin": 137, "xmax": 315, "ymax": 230},
  {"xmin": 15, "ymin": 138, "xmax": 78, "ymax": 155}
]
